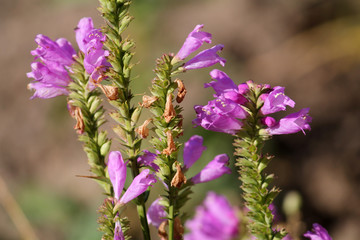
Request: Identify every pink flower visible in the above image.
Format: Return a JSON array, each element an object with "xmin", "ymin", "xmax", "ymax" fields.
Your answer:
[
  {"xmin": 174, "ymin": 24, "xmax": 212, "ymax": 61},
  {"xmin": 184, "ymin": 192, "xmax": 239, "ymax": 240},
  {"xmin": 191, "ymin": 154, "xmax": 231, "ymax": 184},
  {"xmin": 267, "ymin": 108, "xmax": 312, "ymax": 135},
  {"xmin": 107, "ymin": 151, "xmax": 156, "ymax": 204},
  {"xmin": 184, "ymin": 45, "xmax": 226, "ymax": 70}
]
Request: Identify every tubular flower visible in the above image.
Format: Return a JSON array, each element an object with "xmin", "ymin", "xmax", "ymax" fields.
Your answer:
[
  {"xmin": 28, "ymin": 17, "xmax": 110, "ymax": 98},
  {"xmin": 184, "ymin": 192, "xmax": 239, "ymax": 240},
  {"xmin": 304, "ymin": 223, "xmax": 332, "ymax": 240},
  {"xmin": 191, "ymin": 154, "xmax": 231, "ymax": 184},
  {"xmin": 107, "ymin": 151, "xmax": 157, "ymax": 204},
  {"xmin": 147, "ymin": 198, "xmax": 167, "ymax": 228},
  {"xmin": 27, "ymin": 35, "xmax": 76, "ymax": 99},
  {"xmin": 174, "ymin": 24, "xmax": 212, "ymax": 61},
  {"xmin": 260, "ymin": 86, "xmax": 295, "ymax": 115},
  {"xmin": 183, "ymin": 135, "xmax": 207, "ymax": 169},
  {"xmin": 184, "ymin": 44, "xmax": 226, "ymax": 70},
  {"xmin": 267, "ymin": 108, "xmax": 312, "ymax": 135},
  {"xmin": 75, "ymin": 17, "xmax": 110, "ymax": 88}
]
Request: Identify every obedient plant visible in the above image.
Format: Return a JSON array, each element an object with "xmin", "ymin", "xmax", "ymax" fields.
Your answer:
[{"xmin": 27, "ymin": 0, "xmax": 332, "ymax": 240}]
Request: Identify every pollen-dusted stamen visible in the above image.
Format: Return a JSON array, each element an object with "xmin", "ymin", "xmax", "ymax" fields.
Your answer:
[
  {"xmin": 162, "ymin": 130, "xmax": 176, "ymax": 155},
  {"xmin": 175, "ymin": 79, "xmax": 187, "ymax": 103},
  {"xmin": 141, "ymin": 95, "xmax": 158, "ymax": 108},
  {"xmin": 98, "ymin": 84, "xmax": 118, "ymax": 100},
  {"xmin": 136, "ymin": 118, "xmax": 152, "ymax": 139},
  {"xmin": 163, "ymin": 93, "xmax": 176, "ymax": 123},
  {"xmin": 171, "ymin": 162, "xmax": 187, "ymax": 188}
]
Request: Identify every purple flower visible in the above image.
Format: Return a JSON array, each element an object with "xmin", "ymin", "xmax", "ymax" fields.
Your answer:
[
  {"xmin": 75, "ymin": 17, "xmax": 94, "ymax": 53},
  {"xmin": 267, "ymin": 108, "xmax": 312, "ymax": 135},
  {"xmin": 184, "ymin": 192, "xmax": 239, "ymax": 240},
  {"xmin": 304, "ymin": 223, "xmax": 332, "ymax": 240},
  {"xmin": 108, "ymin": 151, "xmax": 127, "ymax": 200},
  {"xmin": 193, "ymin": 98, "xmax": 245, "ymax": 135},
  {"xmin": 191, "ymin": 154, "xmax": 231, "ymax": 184},
  {"xmin": 137, "ymin": 150, "xmax": 159, "ymax": 171},
  {"xmin": 261, "ymin": 86, "xmax": 295, "ymax": 115},
  {"xmin": 183, "ymin": 135, "xmax": 207, "ymax": 169},
  {"xmin": 27, "ymin": 35, "xmax": 75, "ymax": 99},
  {"xmin": 147, "ymin": 198, "xmax": 167, "ymax": 228},
  {"xmin": 107, "ymin": 151, "xmax": 157, "ymax": 204},
  {"xmin": 114, "ymin": 222, "xmax": 125, "ymax": 240},
  {"xmin": 75, "ymin": 18, "xmax": 110, "ymax": 87},
  {"xmin": 31, "ymin": 35, "xmax": 75, "ymax": 66},
  {"xmin": 205, "ymin": 69, "xmax": 237, "ymax": 96},
  {"xmin": 184, "ymin": 45, "xmax": 226, "ymax": 70},
  {"xmin": 174, "ymin": 24, "xmax": 212, "ymax": 61}
]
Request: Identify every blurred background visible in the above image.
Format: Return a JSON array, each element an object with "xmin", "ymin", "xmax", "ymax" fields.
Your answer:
[{"xmin": 1, "ymin": 0, "xmax": 360, "ymax": 239}]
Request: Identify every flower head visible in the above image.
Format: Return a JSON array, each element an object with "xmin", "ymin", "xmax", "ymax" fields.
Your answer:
[
  {"xmin": 174, "ymin": 24, "xmax": 212, "ymax": 61},
  {"xmin": 304, "ymin": 223, "xmax": 332, "ymax": 240},
  {"xmin": 184, "ymin": 192, "xmax": 239, "ymax": 240},
  {"xmin": 27, "ymin": 35, "xmax": 75, "ymax": 99}
]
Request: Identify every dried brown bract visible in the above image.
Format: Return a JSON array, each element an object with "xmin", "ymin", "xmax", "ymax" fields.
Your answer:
[
  {"xmin": 175, "ymin": 79, "xmax": 186, "ymax": 103},
  {"xmin": 163, "ymin": 93, "xmax": 176, "ymax": 123}
]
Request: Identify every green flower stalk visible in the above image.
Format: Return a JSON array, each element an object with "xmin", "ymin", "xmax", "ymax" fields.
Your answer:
[
  {"xmin": 193, "ymin": 70, "xmax": 311, "ymax": 239},
  {"xmin": 98, "ymin": 1, "xmax": 150, "ymax": 239},
  {"xmin": 147, "ymin": 54, "xmax": 186, "ymax": 240},
  {"xmin": 68, "ymin": 53, "xmax": 112, "ymax": 194}
]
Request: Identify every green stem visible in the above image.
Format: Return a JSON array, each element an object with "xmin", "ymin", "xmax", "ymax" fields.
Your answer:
[
  {"xmin": 130, "ymin": 159, "xmax": 151, "ymax": 240},
  {"xmin": 136, "ymin": 204, "xmax": 151, "ymax": 240},
  {"xmin": 168, "ymin": 201, "xmax": 175, "ymax": 240}
]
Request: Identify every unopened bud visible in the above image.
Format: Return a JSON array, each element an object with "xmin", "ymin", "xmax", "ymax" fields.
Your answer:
[
  {"xmin": 171, "ymin": 163, "xmax": 187, "ymax": 188},
  {"xmin": 175, "ymin": 79, "xmax": 187, "ymax": 103},
  {"xmin": 98, "ymin": 84, "xmax": 118, "ymax": 100},
  {"xmin": 136, "ymin": 118, "xmax": 152, "ymax": 138},
  {"xmin": 163, "ymin": 94, "xmax": 176, "ymax": 123},
  {"xmin": 162, "ymin": 130, "xmax": 176, "ymax": 155},
  {"xmin": 141, "ymin": 95, "xmax": 158, "ymax": 108}
]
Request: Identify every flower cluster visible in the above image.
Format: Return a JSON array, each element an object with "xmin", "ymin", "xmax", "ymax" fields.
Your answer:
[
  {"xmin": 27, "ymin": 35, "xmax": 76, "ymax": 99},
  {"xmin": 172, "ymin": 24, "xmax": 226, "ymax": 70},
  {"xmin": 27, "ymin": 17, "xmax": 108, "ymax": 98},
  {"xmin": 193, "ymin": 69, "xmax": 312, "ymax": 135}
]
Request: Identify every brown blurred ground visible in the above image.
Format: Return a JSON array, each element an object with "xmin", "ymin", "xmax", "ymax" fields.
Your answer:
[{"xmin": 1, "ymin": 0, "xmax": 360, "ymax": 239}]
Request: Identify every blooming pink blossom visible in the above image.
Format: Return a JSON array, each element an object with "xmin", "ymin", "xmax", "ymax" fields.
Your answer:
[{"xmin": 174, "ymin": 24, "xmax": 212, "ymax": 61}]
